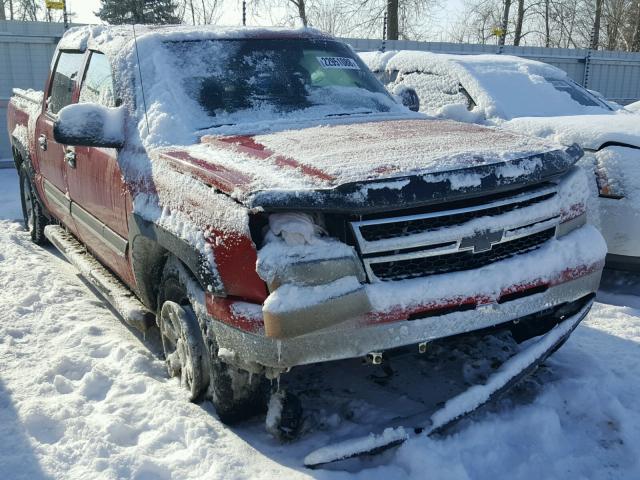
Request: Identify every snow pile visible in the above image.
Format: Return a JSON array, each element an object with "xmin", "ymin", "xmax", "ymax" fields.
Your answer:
[
  {"xmin": 391, "ymin": 300, "xmax": 640, "ymax": 479},
  {"xmin": 266, "ymin": 213, "xmax": 324, "ymax": 246},
  {"xmin": 0, "ymin": 221, "xmax": 298, "ymax": 479}
]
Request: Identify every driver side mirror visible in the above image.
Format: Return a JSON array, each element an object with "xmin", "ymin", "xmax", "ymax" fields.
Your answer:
[
  {"xmin": 54, "ymin": 103, "xmax": 125, "ymax": 148},
  {"xmin": 397, "ymin": 87, "xmax": 420, "ymax": 112}
]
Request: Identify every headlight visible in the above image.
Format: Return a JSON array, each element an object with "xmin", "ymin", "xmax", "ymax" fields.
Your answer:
[{"xmin": 257, "ymin": 213, "xmax": 366, "ymax": 291}]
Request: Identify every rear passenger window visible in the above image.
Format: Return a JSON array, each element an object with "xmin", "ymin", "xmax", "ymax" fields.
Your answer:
[
  {"xmin": 79, "ymin": 52, "xmax": 115, "ymax": 107},
  {"xmin": 396, "ymin": 71, "xmax": 472, "ymax": 112},
  {"xmin": 48, "ymin": 51, "xmax": 84, "ymax": 115}
]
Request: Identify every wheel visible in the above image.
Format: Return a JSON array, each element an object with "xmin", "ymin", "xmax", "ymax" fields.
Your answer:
[
  {"xmin": 158, "ymin": 258, "xmax": 267, "ymax": 421},
  {"xmin": 19, "ymin": 164, "xmax": 47, "ymax": 244},
  {"xmin": 158, "ymin": 301, "xmax": 208, "ymax": 401}
]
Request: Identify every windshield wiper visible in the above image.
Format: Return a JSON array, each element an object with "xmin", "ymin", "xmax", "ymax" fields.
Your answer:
[
  {"xmin": 324, "ymin": 111, "xmax": 374, "ymax": 118},
  {"xmin": 197, "ymin": 122, "xmax": 236, "ymax": 131}
]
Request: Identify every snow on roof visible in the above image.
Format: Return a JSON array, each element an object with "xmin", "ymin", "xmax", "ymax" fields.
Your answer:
[
  {"xmin": 57, "ymin": 24, "xmax": 331, "ymax": 55},
  {"xmin": 360, "ymin": 50, "xmax": 609, "ymax": 120}
]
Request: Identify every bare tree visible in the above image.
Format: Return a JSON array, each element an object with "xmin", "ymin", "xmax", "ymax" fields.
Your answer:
[
  {"xmin": 177, "ymin": 0, "xmax": 221, "ymax": 24},
  {"xmin": 292, "ymin": 0, "xmax": 308, "ymax": 26},
  {"xmin": 513, "ymin": 0, "xmax": 525, "ymax": 45},
  {"xmin": 591, "ymin": 0, "xmax": 603, "ymax": 48},
  {"xmin": 633, "ymin": 1, "xmax": 640, "ymax": 51},
  {"xmin": 387, "ymin": 0, "xmax": 399, "ymax": 39},
  {"xmin": 15, "ymin": 0, "xmax": 39, "ymax": 21},
  {"xmin": 544, "ymin": 0, "xmax": 550, "ymax": 47},
  {"xmin": 498, "ymin": 0, "xmax": 512, "ymax": 45}
]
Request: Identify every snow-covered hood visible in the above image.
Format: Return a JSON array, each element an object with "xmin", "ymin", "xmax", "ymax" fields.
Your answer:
[
  {"xmin": 155, "ymin": 118, "xmax": 582, "ymax": 213},
  {"xmin": 502, "ymin": 113, "xmax": 640, "ymax": 151}
]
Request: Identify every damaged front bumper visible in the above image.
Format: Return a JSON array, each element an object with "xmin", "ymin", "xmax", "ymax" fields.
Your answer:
[{"xmin": 205, "ymin": 267, "xmax": 601, "ymax": 370}]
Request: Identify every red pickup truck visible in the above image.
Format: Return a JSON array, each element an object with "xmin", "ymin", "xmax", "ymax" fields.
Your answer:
[{"xmin": 7, "ymin": 25, "xmax": 606, "ymax": 441}]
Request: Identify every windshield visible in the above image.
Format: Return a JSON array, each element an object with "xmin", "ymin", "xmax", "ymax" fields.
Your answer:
[
  {"xmin": 546, "ymin": 79, "xmax": 610, "ymax": 108},
  {"xmin": 451, "ymin": 59, "xmax": 613, "ymax": 119},
  {"xmin": 161, "ymin": 38, "xmax": 396, "ymax": 128}
]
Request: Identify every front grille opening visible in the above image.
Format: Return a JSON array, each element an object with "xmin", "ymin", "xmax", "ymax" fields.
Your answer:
[
  {"xmin": 407, "ymin": 302, "xmax": 477, "ymax": 320},
  {"xmin": 361, "ymin": 240, "xmax": 457, "ymax": 258},
  {"xmin": 370, "ymin": 227, "xmax": 556, "ymax": 282},
  {"xmin": 498, "ymin": 284, "xmax": 549, "ymax": 304},
  {"xmin": 359, "ymin": 192, "xmax": 556, "ymax": 243}
]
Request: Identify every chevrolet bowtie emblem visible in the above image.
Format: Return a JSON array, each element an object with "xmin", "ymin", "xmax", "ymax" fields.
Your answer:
[{"xmin": 460, "ymin": 229, "xmax": 505, "ymax": 253}]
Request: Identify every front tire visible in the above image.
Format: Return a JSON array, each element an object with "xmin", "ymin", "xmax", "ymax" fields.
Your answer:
[
  {"xmin": 158, "ymin": 300, "xmax": 208, "ymax": 401},
  {"xmin": 157, "ymin": 257, "xmax": 267, "ymax": 422},
  {"xmin": 19, "ymin": 164, "xmax": 47, "ymax": 244}
]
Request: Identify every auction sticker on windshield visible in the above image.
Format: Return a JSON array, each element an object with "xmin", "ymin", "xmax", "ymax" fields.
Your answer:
[{"xmin": 317, "ymin": 56, "xmax": 360, "ymax": 69}]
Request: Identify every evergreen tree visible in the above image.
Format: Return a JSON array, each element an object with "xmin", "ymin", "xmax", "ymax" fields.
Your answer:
[{"xmin": 96, "ymin": 0, "xmax": 181, "ymax": 25}]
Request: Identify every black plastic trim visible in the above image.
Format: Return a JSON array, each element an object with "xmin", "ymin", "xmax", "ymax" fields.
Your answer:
[{"xmin": 129, "ymin": 214, "xmax": 225, "ymax": 308}]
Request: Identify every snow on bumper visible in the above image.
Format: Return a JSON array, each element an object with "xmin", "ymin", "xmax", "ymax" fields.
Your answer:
[{"xmin": 206, "ymin": 225, "xmax": 605, "ymax": 369}]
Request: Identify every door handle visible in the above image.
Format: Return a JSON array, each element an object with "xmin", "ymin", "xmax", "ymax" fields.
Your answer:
[
  {"xmin": 38, "ymin": 135, "xmax": 47, "ymax": 151},
  {"xmin": 65, "ymin": 147, "xmax": 76, "ymax": 169}
]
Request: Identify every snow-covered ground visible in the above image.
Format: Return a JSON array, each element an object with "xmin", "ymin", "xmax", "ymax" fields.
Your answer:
[{"xmin": 1, "ymin": 167, "xmax": 640, "ymax": 479}]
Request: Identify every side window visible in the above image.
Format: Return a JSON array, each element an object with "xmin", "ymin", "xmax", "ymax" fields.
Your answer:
[
  {"xmin": 48, "ymin": 51, "xmax": 84, "ymax": 115},
  {"xmin": 79, "ymin": 52, "xmax": 116, "ymax": 107},
  {"xmin": 395, "ymin": 71, "xmax": 471, "ymax": 112}
]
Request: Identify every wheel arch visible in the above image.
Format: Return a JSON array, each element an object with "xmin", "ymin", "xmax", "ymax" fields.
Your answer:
[
  {"xmin": 129, "ymin": 213, "xmax": 225, "ymax": 311},
  {"xmin": 11, "ymin": 138, "xmax": 29, "ymax": 173}
]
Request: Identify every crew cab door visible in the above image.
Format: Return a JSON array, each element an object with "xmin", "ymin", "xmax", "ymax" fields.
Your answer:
[
  {"xmin": 34, "ymin": 50, "xmax": 84, "ymax": 229},
  {"xmin": 64, "ymin": 51, "xmax": 135, "ymax": 286}
]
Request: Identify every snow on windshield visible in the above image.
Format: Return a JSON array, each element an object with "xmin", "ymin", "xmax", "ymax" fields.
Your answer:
[
  {"xmin": 455, "ymin": 57, "xmax": 611, "ymax": 119},
  {"xmin": 138, "ymin": 38, "xmax": 400, "ymax": 145}
]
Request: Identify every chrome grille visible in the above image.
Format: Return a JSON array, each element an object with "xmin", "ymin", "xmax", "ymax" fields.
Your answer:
[{"xmin": 350, "ymin": 184, "xmax": 560, "ymax": 282}]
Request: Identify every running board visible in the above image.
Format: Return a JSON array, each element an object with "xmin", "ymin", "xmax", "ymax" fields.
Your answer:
[
  {"xmin": 304, "ymin": 299, "xmax": 594, "ymax": 469},
  {"xmin": 44, "ymin": 225, "xmax": 155, "ymax": 332}
]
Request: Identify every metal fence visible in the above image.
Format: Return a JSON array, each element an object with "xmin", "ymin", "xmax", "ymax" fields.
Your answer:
[
  {"xmin": 0, "ymin": 21, "xmax": 66, "ymax": 160},
  {"xmin": 2, "ymin": 20, "xmax": 640, "ymax": 159}
]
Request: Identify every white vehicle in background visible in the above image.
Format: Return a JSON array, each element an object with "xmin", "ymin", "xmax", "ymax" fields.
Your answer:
[{"xmin": 361, "ymin": 50, "xmax": 640, "ymax": 270}]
